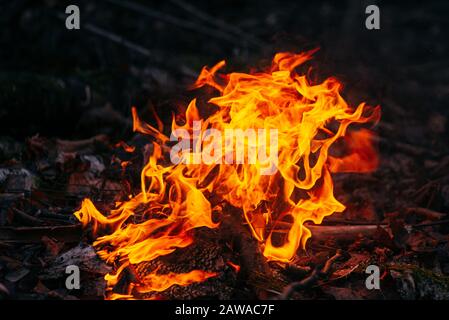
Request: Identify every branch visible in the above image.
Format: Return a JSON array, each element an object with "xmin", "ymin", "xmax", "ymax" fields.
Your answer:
[
  {"xmin": 104, "ymin": 0, "xmax": 249, "ymax": 47},
  {"xmin": 168, "ymin": 0, "xmax": 265, "ymax": 47},
  {"xmin": 279, "ymin": 250, "xmax": 343, "ymax": 299}
]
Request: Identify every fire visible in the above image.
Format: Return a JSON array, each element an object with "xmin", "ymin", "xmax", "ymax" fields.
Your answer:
[
  {"xmin": 115, "ymin": 141, "xmax": 136, "ymax": 153},
  {"xmin": 74, "ymin": 50, "xmax": 380, "ymax": 299},
  {"xmin": 227, "ymin": 261, "xmax": 241, "ymax": 273}
]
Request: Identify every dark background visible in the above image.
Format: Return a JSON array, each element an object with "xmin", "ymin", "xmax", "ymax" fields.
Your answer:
[{"xmin": 1, "ymin": 0, "xmax": 447, "ymax": 145}]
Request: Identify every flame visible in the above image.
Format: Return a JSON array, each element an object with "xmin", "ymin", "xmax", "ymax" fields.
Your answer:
[
  {"xmin": 227, "ymin": 261, "xmax": 241, "ymax": 273},
  {"xmin": 74, "ymin": 50, "xmax": 380, "ymax": 299},
  {"xmin": 136, "ymin": 270, "xmax": 218, "ymax": 294},
  {"xmin": 115, "ymin": 141, "xmax": 136, "ymax": 153}
]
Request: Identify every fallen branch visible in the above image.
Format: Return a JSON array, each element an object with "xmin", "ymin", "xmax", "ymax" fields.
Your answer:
[
  {"xmin": 273, "ymin": 217, "xmax": 449, "ymax": 243},
  {"xmin": 56, "ymin": 134, "xmax": 109, "ymax": 153},
  {"xmin": 272, "ymin": 222, "xmax": 389, "ymax": 240},
  {"xmin": 55, "ymin": 12, "xmax": 153, "ymax": 59},
  {"xmin": 12, "ymin": 208, "xmax": 43, "ymax": 226},
  {"xmin": 55, "ymin": 12, "xmax": 196, "ymax": 78},
  {"xmin": 37, "ymin": 211, "xmax": 76, "ymax": 224},
  {"xmin": 104, "ymin": 0, "xmax": 248, "ymax": 47},
  {"xmin": 168, "ymin": 0, "xmax": 265, "ymax": 47},
  {"xmin": 404, "ymin": 207, "xmax": 447, "ymax": 220},
  {"xmin": 413, "ymin": 219, "xmax": 449, "ymax": 228},
  {"xmin": 279, "ymin": 250, "xmax": 343, "ymax": 299},
  {"xmin": 307, "ymin": 224, "xmax": 388, "ymax": 241}
]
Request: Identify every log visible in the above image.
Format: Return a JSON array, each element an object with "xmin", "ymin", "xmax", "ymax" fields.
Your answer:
[
  {"xmin": 56, "ymin": 134, "xmax": 109, "ymax": 153},
  {"xmin": 307, "ymin": 224, "xmax": 389, "ymax": 241}
]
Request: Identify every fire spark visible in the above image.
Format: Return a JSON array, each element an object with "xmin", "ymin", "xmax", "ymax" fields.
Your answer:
[{"xmin": 74, "ymin": 50, "xmax": 380, "ymax": 299}]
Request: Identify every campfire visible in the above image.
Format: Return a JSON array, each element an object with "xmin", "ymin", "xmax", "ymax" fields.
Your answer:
[{"xmin": 74, "ymin": 50, "xmax": 380, "ymax": 299}]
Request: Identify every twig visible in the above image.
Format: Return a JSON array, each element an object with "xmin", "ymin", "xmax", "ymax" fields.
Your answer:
[
  {"xmin": 413, "ymin": 219, "xmax": 449, "ymax": 228},
  {"xmin": 83, "ymin": 23, "xmax": 153, "ymax": 58},
  {"xmin": 54, "ymin": 12, "xmax": 200, "ymax": 78},
  {"xmin": 279, "ymin": 250, "xmax": 343, "ymax": 299},
  {"xmin": 55, "ymin": 12, "xmax": 153, "ymax": 58},
  {"xmin": 272, "ymin": 223, "xmax": 388, "ymax": 241},
  {"xmin": 299, "ymin": 220, "xmax": 449, "ymax": 241},
  {"xmin": 56, "ymin": 134, "xmax": 109, "ymax": 153},
  {"xmin": 273, "ymin": 217, "xmax": 449, "ymax": 242},
  {"xmin": 404, "ymin": 207, "xmax": 447, "ymax": 220},
  {"xmin": 168, "ymin": 0, "xmax": 265, "ymax": 47},
  {"xmin": 104, "ymin": 0, "xmax": 247, "ymax": 47},
  {"xmin": 36, "ymin": 211, "xmax": 76, "ymax": 224},
  {"xmin": 12, "ymin": 208, "xmax": 43, "ymax": 226}
]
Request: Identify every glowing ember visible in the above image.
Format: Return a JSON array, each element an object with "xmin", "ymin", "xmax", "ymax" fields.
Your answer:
[{"xmin": 74, "ymin": 50, "xmax": 380, "ymax": 299}]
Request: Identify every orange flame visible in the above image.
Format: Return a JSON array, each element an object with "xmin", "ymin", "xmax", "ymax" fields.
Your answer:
[
  {"xmin": 227, "ymin": 261, "xmax": 241, "ymax": 273},
  {"xmin": 74, "ymin": 50, "xmax": 380, "ymax": 299},
  {"xmin": 115, "ymin": 141, "xmax": 136, "ymax": 153}
]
